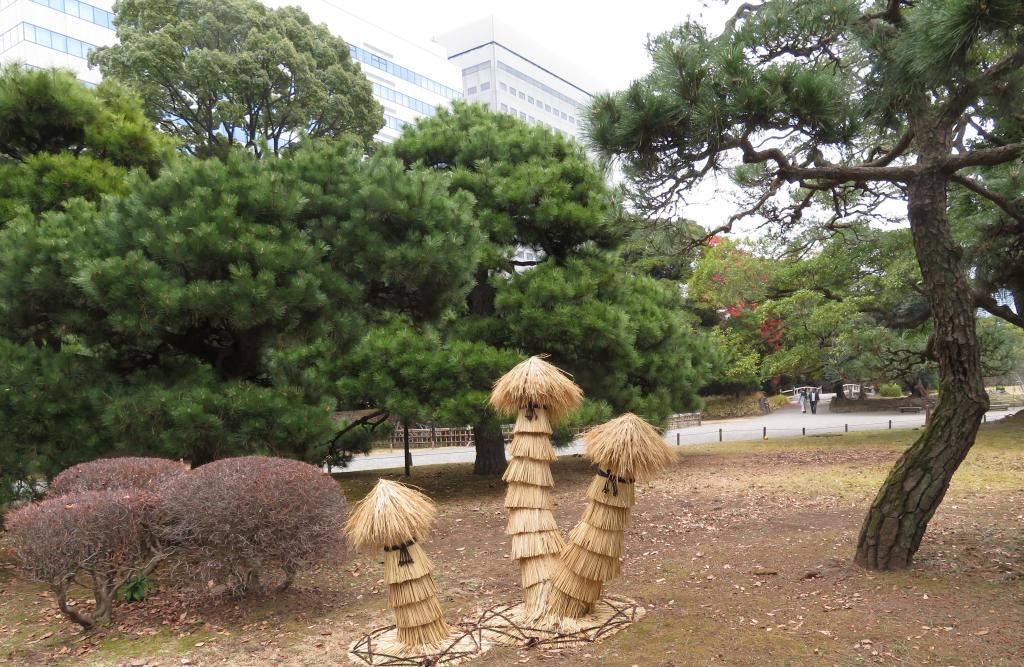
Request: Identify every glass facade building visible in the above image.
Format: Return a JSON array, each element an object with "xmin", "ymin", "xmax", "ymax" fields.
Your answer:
[{"xmin": 0, "ymin": 0, "xmax": 115, "ymax": 85}]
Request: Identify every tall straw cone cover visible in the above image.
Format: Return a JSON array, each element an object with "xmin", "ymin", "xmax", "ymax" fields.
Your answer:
[
  {"xmin": 583, "ymin": 413, "xmax": 674, "ymax": 481},
  {"xmin": 344, "ymin": 479, "xmax": 436, "ymax": 550},
  {"xmin": 490, "ymin": 356, "xmax": 583, "ymax": 423}
]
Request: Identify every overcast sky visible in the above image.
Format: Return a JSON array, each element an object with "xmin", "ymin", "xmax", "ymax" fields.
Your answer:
[{"xmin": 346, "ymin": 0, "xmax": 738, "ymax": 93}]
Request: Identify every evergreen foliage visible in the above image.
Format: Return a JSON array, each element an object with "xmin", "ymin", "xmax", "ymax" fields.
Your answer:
[{"xmin": 91, "ymin": 0, "xmax": 383, "ymax": 157}]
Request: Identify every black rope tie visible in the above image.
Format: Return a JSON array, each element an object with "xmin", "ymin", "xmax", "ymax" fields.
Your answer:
[
  {"xmin": 597, "ymin": 469, "xmax": 633, "ymax": 497},
  {"xmin": 384, "ymin": 537, "xmax": 417, "ymax": 566},
  {"xmin": 524, "ymin": 401, "xmax": 540, "ymax": 421}
]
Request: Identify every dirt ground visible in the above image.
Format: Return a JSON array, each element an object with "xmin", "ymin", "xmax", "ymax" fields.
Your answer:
[{"xmin": 2, "ymin": 416, "xmax": 1022, "ymax": 666}]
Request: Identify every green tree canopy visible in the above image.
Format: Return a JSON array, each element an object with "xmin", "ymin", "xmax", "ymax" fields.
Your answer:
[
  {"xmin": 389, "ymin": 103, "xmax": 713, "ymax": 474},
  {"xmin": 92, "ymin": 0, "xmax": 383, "ymax": 157},
  {"xmin": 0, "ymin": 65, "xmax": 172, "ymax": 224},
  {"xmin": 0, "ymin": 141, "xmax": 480, "ymax": 478}
]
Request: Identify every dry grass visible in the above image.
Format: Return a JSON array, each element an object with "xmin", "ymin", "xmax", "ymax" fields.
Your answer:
[
  {"xmin": 584, "ymin": 412, "xmax": 675, "ymax": 481},
  {"xmin": 344, "ymin": 479, "xmax": 435, "ymax": 551},
  {"xmin": 490, "ymin": 356, "xmax": 583, "ymax": 423},
  {"xmin": 4, "ymin": 418, "xmax": 1024, "ymax": 666}
]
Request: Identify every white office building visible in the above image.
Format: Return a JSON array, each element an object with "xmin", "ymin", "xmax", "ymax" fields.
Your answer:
[
  {"xmin": 434, "ymin": 16, "xmax": 596, "ymax": 141},
  {"xmin": 262, "ymin": 1, "xmax": 463, "ymax": 143},
  {"xmin": 1, "ymin": 1, "xmax": 462, "ymax": 143},
  {"xmin": 0, "ymin": 0, "xmax": 116, "ymax": 86}
]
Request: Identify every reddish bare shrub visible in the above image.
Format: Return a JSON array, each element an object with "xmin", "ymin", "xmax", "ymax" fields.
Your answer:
[
  {"xmin": 157, "ymin": 456, "xmax": 347, "ymax": 596},
  {"xmin": 47, "ymin": 457, "xmax": 187, "ymax": 497},
  {"xmin": 4, "ymin": 490, "xmax": 164, "ymax": 629}
]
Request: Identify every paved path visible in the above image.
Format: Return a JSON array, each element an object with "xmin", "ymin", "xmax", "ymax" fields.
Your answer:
[{"xmin": 336, "ymin": 403, "xmax": 1021, "ymax": 473}]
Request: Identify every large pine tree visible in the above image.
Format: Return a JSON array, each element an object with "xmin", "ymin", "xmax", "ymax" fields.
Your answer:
[{"xmin": 588, "ymin": 0, "xmax": 1024, "ymax": 569}]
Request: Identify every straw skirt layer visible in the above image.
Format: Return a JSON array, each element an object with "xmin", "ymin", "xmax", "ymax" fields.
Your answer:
[
  {"xmin": 580, "ymin": 502, "xmax": 632, "ymax": 531},
  {"xmin": 387, "ymin": 574, "xmax": 438, "ymax": 607},
  {"xmin": 383, "ymin": 543, "xmax": 433, "ymax": 583},
  {"xmin": 507, "ymin": 507, "xmax": 560, "ymax": 535},
  {"xmin": 511, "ymin": 529, "xmax": 564, "ymax": 559},
  {"xmin": 504, "ymin": 482, "xmax": 554, "ymax": 510},
  {"xmin": 585, "ymin": 476, "xmax": 635, "ymax": 508},
  {"xmin": 502, "ymin": 457, "xmax": 555, "ymax": 487},
  {"xmin": 514, "ymin": 409, "xmax": 553, "ymax": 434},
  {"xmin": 508, "ymin": 434, "xmax": 557, "ymax": 461}
]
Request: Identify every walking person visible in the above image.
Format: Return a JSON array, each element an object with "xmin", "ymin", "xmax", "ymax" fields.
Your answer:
[
  {"xmin": 809, "ymin": 387, "xmax": 820, "ymax": 414},
  {"xmin": 798, "ymin": 388, "xmax": 807, "ymax": 413}
]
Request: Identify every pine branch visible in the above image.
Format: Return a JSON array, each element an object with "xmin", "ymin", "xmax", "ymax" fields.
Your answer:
[
  {"xmin": 944, "ymin": 142, "xmax": 1024, "ymax": 170},
  {"xmin": 974, "ymin": 290, "xmax": 1024, "ymax": 328},
  {"xmin": 950, "ymin": 173, "xmax": 1024, "ymax": 223}
]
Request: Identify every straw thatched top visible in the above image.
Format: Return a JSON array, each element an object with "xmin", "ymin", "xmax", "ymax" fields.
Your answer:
[
  {"xmin": 583, "ymin": 413, "xmax": 674, "ymax": 481},
  {"xmin": 490, "ymin": 356, "xmax": 583, "ymax": 423},
  {"xmin": 344, "ymin": 479, "xmax": 436, "ymax": 550}
]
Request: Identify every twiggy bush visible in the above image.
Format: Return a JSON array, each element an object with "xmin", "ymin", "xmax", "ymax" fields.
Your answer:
[
  {"xmin": 47, "ymin": 457, "xmax": 187, "ymax": 497},
  {"xmin": 4, "ymin": 490, "xmax": 165, "ymax": 629},
  {"xmin": 157, "ymin": 456, "xmax": 348, "ymax": 596}
]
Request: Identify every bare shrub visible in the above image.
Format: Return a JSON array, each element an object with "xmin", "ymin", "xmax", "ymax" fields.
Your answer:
[
  {"xmin": 48, "ymin": 457, "xmax": 187, "ymax": 497},
  {"xmin": 4, "ymin": 490, "xmax": 164, "ymax": 629},
  {"xmin": 157, "ymin": 456, "xmax": 347, "ymax": 596}
]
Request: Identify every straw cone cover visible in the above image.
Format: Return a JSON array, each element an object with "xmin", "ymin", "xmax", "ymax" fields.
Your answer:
[
  {"xmin": 344, "ymin": 479, "xmax": 436, "ymax": 550},
  {"xmin": 490, "ymin": 356, "xmax": 583, "ymax": 423},
  {"xmin": 583, "ymin": 413, "xmax": 674, "ymax": 481}
]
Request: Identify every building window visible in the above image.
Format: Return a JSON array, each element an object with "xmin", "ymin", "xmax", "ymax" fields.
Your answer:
[
  {"xmin": 568, "ymin": 116, "xmax": 575, "ymax": 124},
  {"xmin": 30, "ymin": 0, "xmax": 115, "ymax": 31},
  {"xmin": 500, "ymin": 103, "xmax": 508, "ymax": 111},
  {"xmin": 545, "ymin": 104, "xmax": 551, "ymax": 112},
  {"xmin": 16, "ymin": 23, "xmax": 96, "ymax": 59},
  {"xmin": 527, "ymin": 96, "xmax": 534, "ymax": 103},
  {"xmin": 467, "ymin": 86, "xmax": 477, "ymax": 95},
  {"xmin": 509, "ymin": 86, "xmax": 517, "ymax": 95},
  {"xmin": 371, "ymin": 82, "xmax": 437, "ymax": 117},
  {"xmin": 518, "ymin": 91, "xmax": 526, "ymax": 100},
  {"xmin": 528, "ymin": 115, "xmax": 535, "ymax": 123},
  {"xmin": 499, "ymin": 81, "xmax": 507, "ymax": 91},
  {"xmin": 480, "ymin": 81, "xmax": 490, "ymax": 91},
  {"xmin": 560, "ymin": 111, "xmax": 568, "ymax": 120},
  {"xmin": 350, "ymin": 45, "xmax": 463, "ymax": 100},
  {"xmin": 496, "ymin": 60, "xmax": 589, "ymax": 111},
  {"xmin": 519, "ymin": 111, "xmax": 527, "ymax": 120},
  {"xmin": 510, "ymin": 107, "xmax": 517, "ymax": 115}
]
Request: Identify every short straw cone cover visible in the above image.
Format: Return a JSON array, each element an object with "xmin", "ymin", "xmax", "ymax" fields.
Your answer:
[
  {"xmin": 490, "ymin": 356, "xmax": 583, "ymax": 423},
  {"xmin": 344, "ymin": 479, "xmax": 436, "ymax": 550},
  {"xmin": 583, "ymin": 413, "xmax": 675, "ymax": 482}
]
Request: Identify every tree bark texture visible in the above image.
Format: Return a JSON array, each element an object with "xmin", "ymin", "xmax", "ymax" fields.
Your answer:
[
  {"xmin": 855, "ymin": 169, "xmax": 989, "ymax": 570},
  {"xmin": 473, "ymin": 417, "xmax": 507, "ymax": 476}
]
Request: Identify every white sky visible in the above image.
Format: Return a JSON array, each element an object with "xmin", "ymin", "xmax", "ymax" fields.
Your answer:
[
  {"xmin": 345, "ymin": 0, "xmax": 738, "ymax": 93},
  {"xmin": 339, "ymin": 0, "xmax": 751, "ymax": 231}
]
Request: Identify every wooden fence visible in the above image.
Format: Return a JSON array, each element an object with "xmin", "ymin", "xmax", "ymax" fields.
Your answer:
[
  {"xmin": 376, "ymin": 426, "xmax": 475, "ymax": 450},
  {"xmin": 665, "ymin": 412, "xmax": 702, "ymax": 429}
]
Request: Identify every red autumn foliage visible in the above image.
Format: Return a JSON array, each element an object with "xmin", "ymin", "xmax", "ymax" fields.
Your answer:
[{"xmin": 47, "ymin": 457, "xmax": 187, "ymax": 497}]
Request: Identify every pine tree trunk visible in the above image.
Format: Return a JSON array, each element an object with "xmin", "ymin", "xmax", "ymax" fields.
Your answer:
[
  {"xmin": 473, "ymin": 417, "xmax": 507, "ymax": 476},
  {"xmin": 854, "ymin": 169, "xmax": 989, "ymax": 570}
]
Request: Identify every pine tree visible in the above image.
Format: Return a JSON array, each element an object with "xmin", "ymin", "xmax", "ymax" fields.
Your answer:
[{"xmin": 588, "ymin": 0, "xmax": 1024, "ymax": 569}]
